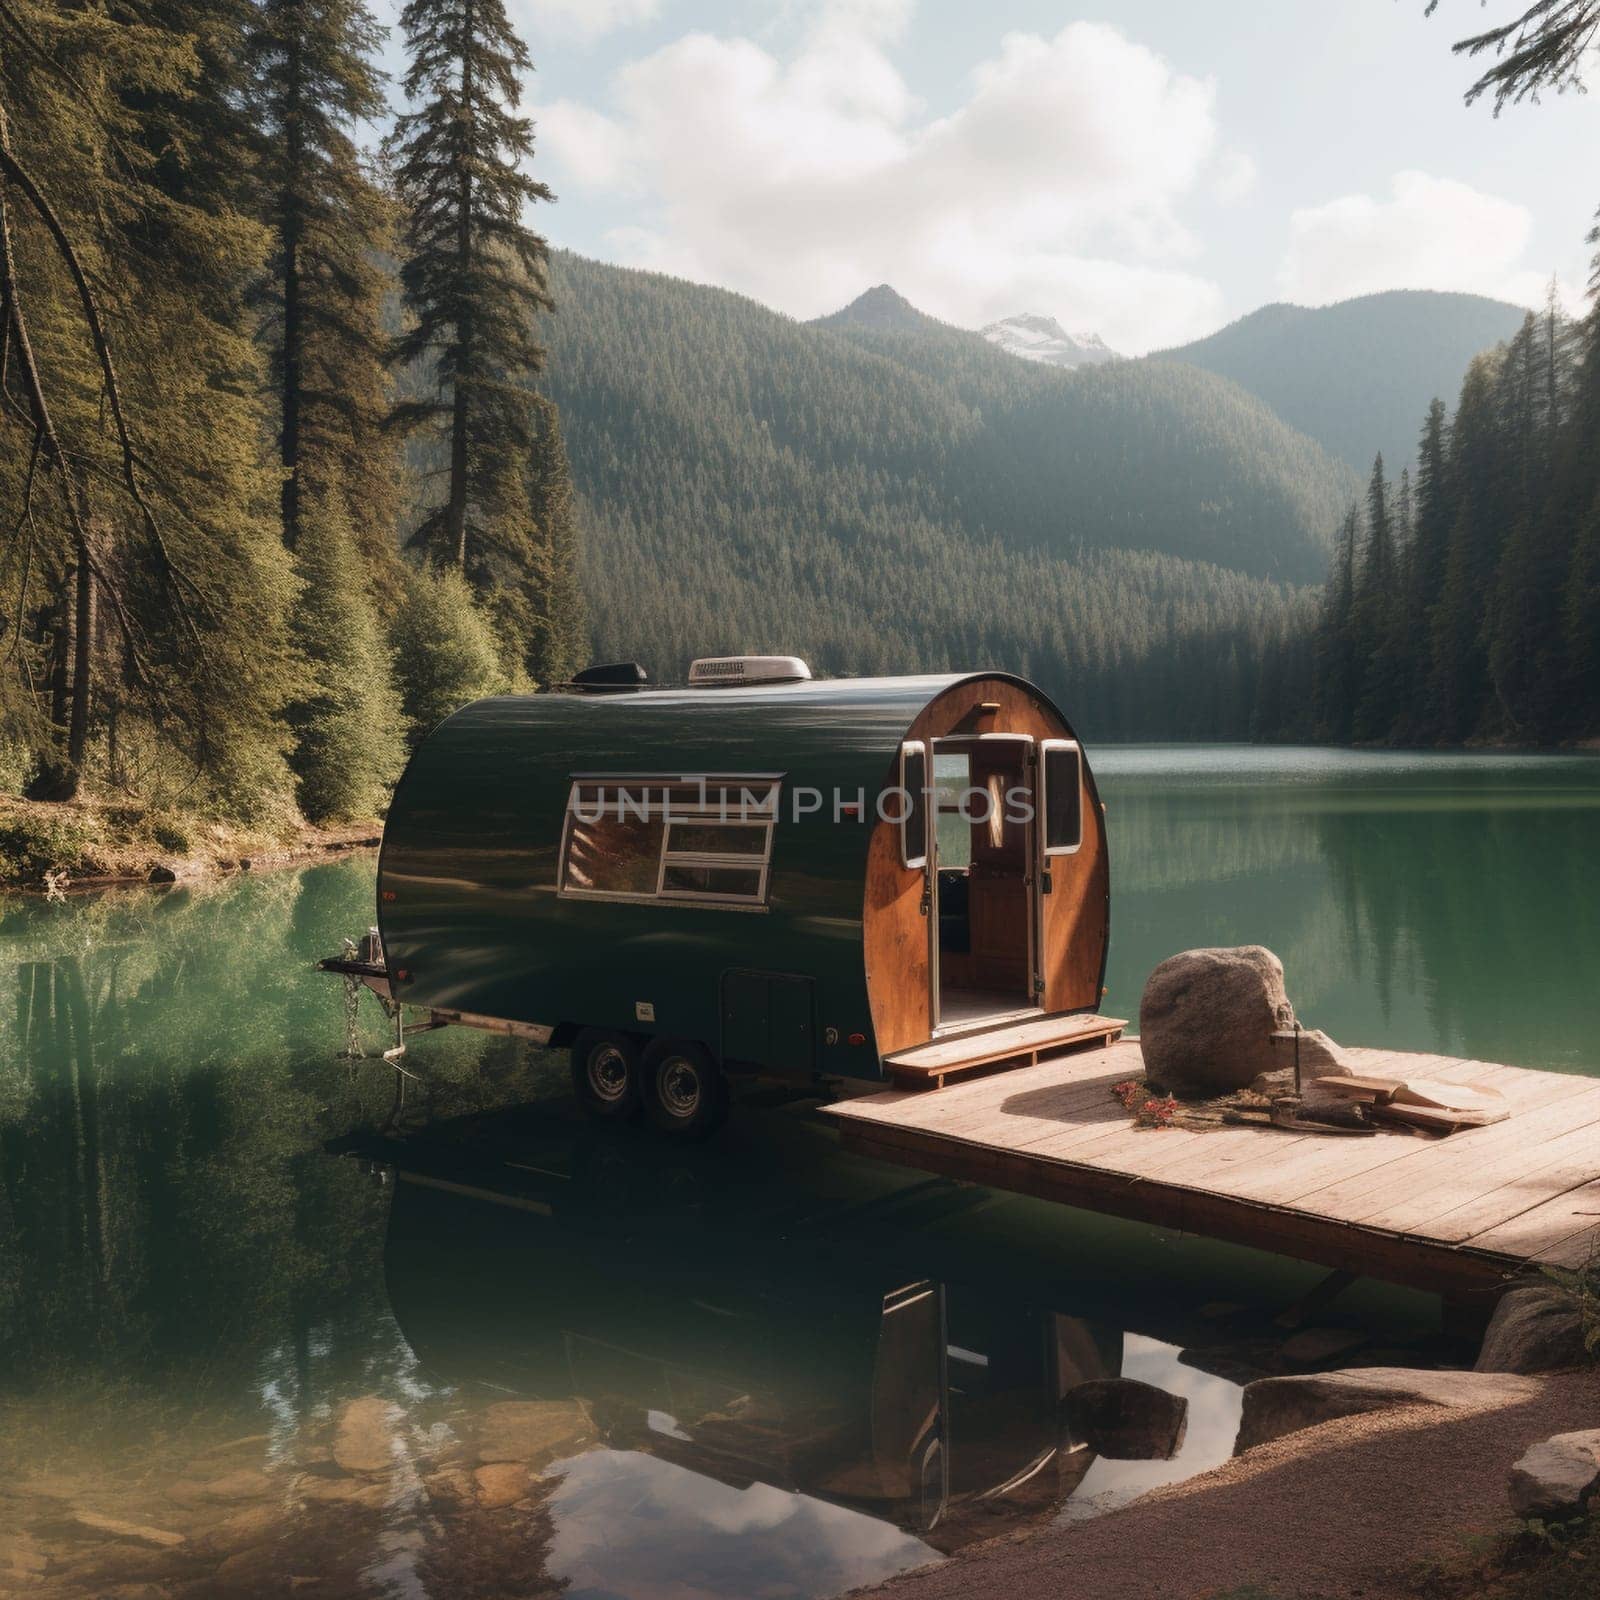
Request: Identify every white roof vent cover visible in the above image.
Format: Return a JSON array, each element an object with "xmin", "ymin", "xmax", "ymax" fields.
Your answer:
[{"xmin": 687, "ymin": 654, "xmax": 812, "ymax": 688}]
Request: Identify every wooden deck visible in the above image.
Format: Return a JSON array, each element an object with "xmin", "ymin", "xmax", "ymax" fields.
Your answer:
[{"xmin": 824, "ymin": 1040, "xmax": 1600, "ymax": 1298}]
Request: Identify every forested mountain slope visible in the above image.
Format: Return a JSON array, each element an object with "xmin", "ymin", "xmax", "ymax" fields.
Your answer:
[
  {"xmin": 538, "ymin": 252, "xmax": 1338, "ymax": 737},
  {"xmin": 1160, "ymin": 290, "xmax": 1528, "ymax": 472}
]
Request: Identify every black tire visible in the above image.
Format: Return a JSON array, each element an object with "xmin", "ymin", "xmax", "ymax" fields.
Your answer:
[
  {"xmin": 640, "ymin": 1039, "xmax": 728, "ymax": 1140},
  {"xmin": 570, "ymin": 1029, "xmax": 642, "ymax": 1121}
]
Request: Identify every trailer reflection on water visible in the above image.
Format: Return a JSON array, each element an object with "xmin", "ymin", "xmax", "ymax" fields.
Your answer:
[{"xmin": 364, "ymin": 1106, "xmax": 1211, "ymax": 1570}]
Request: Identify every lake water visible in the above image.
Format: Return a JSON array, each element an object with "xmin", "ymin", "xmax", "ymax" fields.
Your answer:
[{"xmin": 2, "ymin": 746, "xmax": 1596, "ymax": 1598}]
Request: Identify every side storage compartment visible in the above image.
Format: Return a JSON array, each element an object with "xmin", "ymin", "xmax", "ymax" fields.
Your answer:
[{"xmin": 721, "ymin": 970, "xmax": 817, "ymax": 1077}]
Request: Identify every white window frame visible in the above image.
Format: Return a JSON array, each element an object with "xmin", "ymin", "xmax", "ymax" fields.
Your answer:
[
  {"xmin": 557, "ymin": 772, "xmax": 780, "ymax": 911},
  {"xmin": 899, "ymin": 741, "xmax": 928, "ymax": 870},
  {"xmin": 1039, "ymin": 739, "xmax": 1084, "ymax": 857}
]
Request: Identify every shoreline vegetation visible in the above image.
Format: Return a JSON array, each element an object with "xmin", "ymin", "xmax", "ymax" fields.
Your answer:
[{"xmin": 0, "ymin": 794, "xmax": 378, "ymax": 895}]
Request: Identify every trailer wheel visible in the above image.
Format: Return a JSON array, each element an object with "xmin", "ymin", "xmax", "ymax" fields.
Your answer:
[
  {"xmin": 640, "ymin": 1039, "xmax": 728, "ymax": 1139},
  {"xmin": 570, "ymin": 1030, "xmax": 642, "ymax": 1120}
]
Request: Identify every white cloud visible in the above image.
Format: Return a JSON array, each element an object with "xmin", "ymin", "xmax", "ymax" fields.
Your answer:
[
  {"xmin": 514, "ymin": 0, "xmax": 659, "ymax": 47},
  {"xmin": 540, "ymin": 10, "xmax": 1236, "ymax": 352},
  {"xmin": 1281, "ymin": 171, "xmax": 1573, "ymax": 310}
]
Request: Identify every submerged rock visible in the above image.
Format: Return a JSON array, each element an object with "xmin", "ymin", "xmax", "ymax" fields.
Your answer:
[
  {"xmin": 1278, "ymin": 1327, "xmax": 1369, "ymax": 1368},
  {"xmin": 195, "ymin": 1502, "xmax": 281, "ymax": 1558},
  {"xmin": 473, "ymin": 1462, "xmax": 532, "ymax": 1509},
  {"xmin": 1140, "ymin": 947, "xmax": 1295, "ymax": 1092},
  {"xmin": 67, "ymin": 1510, "xmax": 186, "ymax": 1549},
  {"xmin": 1475, "ymin": 1285, "xmax": 1588, "ymax": 1375},
  {"xmin": 331, "ymin": 1397, "xmax": 395, "ymax": 1476},
  {"xmin": 1234, "ymin": 1367, "xmax": 1540, "ymax": 1452},
  {"xmin": 1508, "ymin": 1429, "xmax": 1600, "ymax": 1520},
  {"xmin": 473, "ymin": 1401, "xmax": 593, "ymax": 1467},
  {"xmin": 1062, "ymin": 1378, "xmax": 1189, "ymax": 1460}
]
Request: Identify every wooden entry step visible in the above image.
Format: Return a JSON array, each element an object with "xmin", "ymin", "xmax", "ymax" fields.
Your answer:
[{"xmin": 883, "ymin": 1012, "xmax": 1126, "ymax": 1090}]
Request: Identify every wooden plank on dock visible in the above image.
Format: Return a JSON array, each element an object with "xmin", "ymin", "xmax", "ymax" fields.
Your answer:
[
  {"xmin": 882, "ymin": 1011, "xmax": 1125, "ymax": 1089},
  {"xmin": 824, "ymin": 1042, "xmax": 1600, "ymax": 1296}
]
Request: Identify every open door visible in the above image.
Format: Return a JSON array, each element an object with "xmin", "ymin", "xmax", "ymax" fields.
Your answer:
[{"xmin": 929, "ymin": 735, "xmax": 1039, "ymax": 1033}]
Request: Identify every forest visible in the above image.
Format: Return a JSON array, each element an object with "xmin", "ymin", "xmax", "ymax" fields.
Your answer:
[
  {"xmin": 1253, "ymin": 287, "xmax": 1600, "ymax": 747},
  {"xmin": 0, "ymin": 0, "xmax": 585, "ymax": 843}
]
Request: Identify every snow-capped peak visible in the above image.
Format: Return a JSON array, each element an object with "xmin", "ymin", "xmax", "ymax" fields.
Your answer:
[{"xmin": 980, "ymin": 313, "xmax": 1119, "ymax": 369}]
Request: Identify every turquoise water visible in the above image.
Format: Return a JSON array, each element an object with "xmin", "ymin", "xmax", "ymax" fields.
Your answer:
[{"xmin": 0, "ymin": 746, "xmax": 1595, "ymax": 1598}]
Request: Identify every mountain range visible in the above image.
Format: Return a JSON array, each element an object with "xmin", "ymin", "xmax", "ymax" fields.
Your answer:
[
  {"xmin": 536, "ymin": 256, "xmax": 1528, "ymax": 736},
  {"xmin": 1159, "ymin": 289, "xmax": 1528, "ymax": 471}
]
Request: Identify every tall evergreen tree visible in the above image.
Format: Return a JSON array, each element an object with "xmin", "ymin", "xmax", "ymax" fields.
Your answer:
[
  {"xmin": 0, "ymin": 0, "xmax": 299, "ymax": 808},
  {"xmin": 1351, "ymin": 456, "xmax": 1405, "ymax": 740},
  {"xmin": 246, "ymin": 0, "xmax": 400, "ymax": 576},
  {"xmin": 386, "ymin": 0, "xmax": 564, "ymax": 655},
  {"xmin": 1427, "ymin": 355, "xmax": 1505, "ymax": 741},
  {"xmin": 1317, "ymin": 504, "xmax": 1361, "ymax": 741}
]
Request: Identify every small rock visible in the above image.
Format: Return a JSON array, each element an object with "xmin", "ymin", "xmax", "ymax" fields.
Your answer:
[
  {"xmin": 473, "ymin": 1401, "xmax": 593, "ymax": 1467},
  {"xmin": 421, "ymin": 1467, "xmax": 475, "ymax": 1507},
  {"xmin": 473, "ymin": 1463, "xmax": 531, "ymax": 1509},
  {"xmin": 68, "ymin": 1511, "xmax": 186, "ymax": 1550},
  {"xmin": 331, "ymin": 1396, "xmax": 395, "ymax": 1476},
  {"xmin": 215, "ymin": 1547, "xmax": 283, "ymax": 1584},
  {"xmin": 1140, "ymin": 947, "xmax": 1295, "ymax": 1093},
  {"xmin": 0, "ymin": 1528, "xmax": 47, "ymax": 1581},
  {"xmin": 1508, "ymin": 1430, "xmax": 1600, "ymax": 1521},
  {"xmin": 294, "ymin": 1476, "xmax": 388, "ymax": 1511},
  {"xmin": 17, "ymin": 1475, "xmax": 83, "ymax": 1501},
  {"xmin": 1235, "ymin": 1367, "xmax": 1541, "ymax": 1453},
  {"xmin": 195, "ymin": 1503, "xmax": 280, "ymax": 1557},
  {"xmin": 1279, "ymin": 1327, "xmax": 1369, "ymax": 1368},
  {"xmin": 1062, "ymin": 1378, "xmax": 1189, "ymax": 1460},
  {"xmin": 1476, "ymin": 1285, "xmax": 1588, "ymax": 1375},
  {"xmin": 1269, "ymin": 1028, "xmax": 1354, "ymax": 1085},
  {"xmin": 167, "ymin": 1470, "xmax": 272, "ymax": 1506}
]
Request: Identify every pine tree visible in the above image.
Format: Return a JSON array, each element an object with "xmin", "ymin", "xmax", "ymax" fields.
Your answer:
[
  {"xmin": 286, "ymin": 495, "xmax": 404, "ymax": 820},
  {"xmin": 1352, "ymin": 455, "xmax": 1403, "ymax": 740},
  {"xmin": 246, "ymin": 0, "xmax": 400, "ymax": 581},
  {"xmin": 1316, "ymin": 504, "xmax": 1361, "ymax": 741},
  {"xmin": 1428, "ymin": 355, "xmax": 1504, "ymax": 741},
  {"xmin": 386, "ymin": 0, "xmax": 558, "ymax": 635},
  {"xmin": 389, "ymin": 565, "xmax": 504, "ymax": 742}
]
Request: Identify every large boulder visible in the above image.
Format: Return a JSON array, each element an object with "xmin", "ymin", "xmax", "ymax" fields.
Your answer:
[
  {"xmin": 1475, "ymin": 1285, "xmax": 1588, "ymax": 1375},
  {"xmin": 1140, "ymin": 947, "xmax": 1296, "ymax": 1093},
  {"xmin": 1234, "ymin": 1367, "xmax": 1541, "ymax": 1453},
  {"xmin": 1508, "ymin": 1430, "xmax": 1600, "ymax": 1521},
  {"xmin": 1062, "ymin": 1378, "xmax": 1189, "ymax": 1460}
]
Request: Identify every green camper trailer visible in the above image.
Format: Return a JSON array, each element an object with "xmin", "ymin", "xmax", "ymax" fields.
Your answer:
[{"xmin": 327, "ymin": 657, "xmax": 1113, "ymax": 1136}]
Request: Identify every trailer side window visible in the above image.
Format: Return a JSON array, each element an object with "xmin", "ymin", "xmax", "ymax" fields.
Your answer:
[
  {"xmin": 1039, "ymin": 741, "xmax": 1083, "ymax": 856},
  {"xmin": 559, "ymin": 777, "xmax": 778, "ymax": 908}
]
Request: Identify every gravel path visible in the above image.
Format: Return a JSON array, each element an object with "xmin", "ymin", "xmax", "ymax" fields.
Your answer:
[{"xmin": 860, "ymin": 1369, "xmax": 1600, "ymax": 1600}]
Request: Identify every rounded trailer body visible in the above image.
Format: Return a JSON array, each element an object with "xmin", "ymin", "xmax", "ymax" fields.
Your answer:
[{"xmin": 376, "ymin": 671, "xmax": 1110, "ymax": 1088}]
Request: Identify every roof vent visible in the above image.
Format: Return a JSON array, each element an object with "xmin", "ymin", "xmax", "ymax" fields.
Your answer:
[
  {"xmin": 565, "ymin": 660, "xmax": 648, "ymax": 694},
  {"xmin": 687, "ymin": 654, "xmax": 812, "ymax": 689}
]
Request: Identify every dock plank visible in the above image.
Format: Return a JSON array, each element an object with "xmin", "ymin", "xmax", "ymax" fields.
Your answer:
[{"xmin": 824, "ymin": 1041, "xmax": 1600, "ymax": 1297}]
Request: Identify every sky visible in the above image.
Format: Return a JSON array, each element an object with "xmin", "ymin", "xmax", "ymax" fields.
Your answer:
[{"xmin": 371, "ymin": 0, "xmax": 1600, "ymax": 355}]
